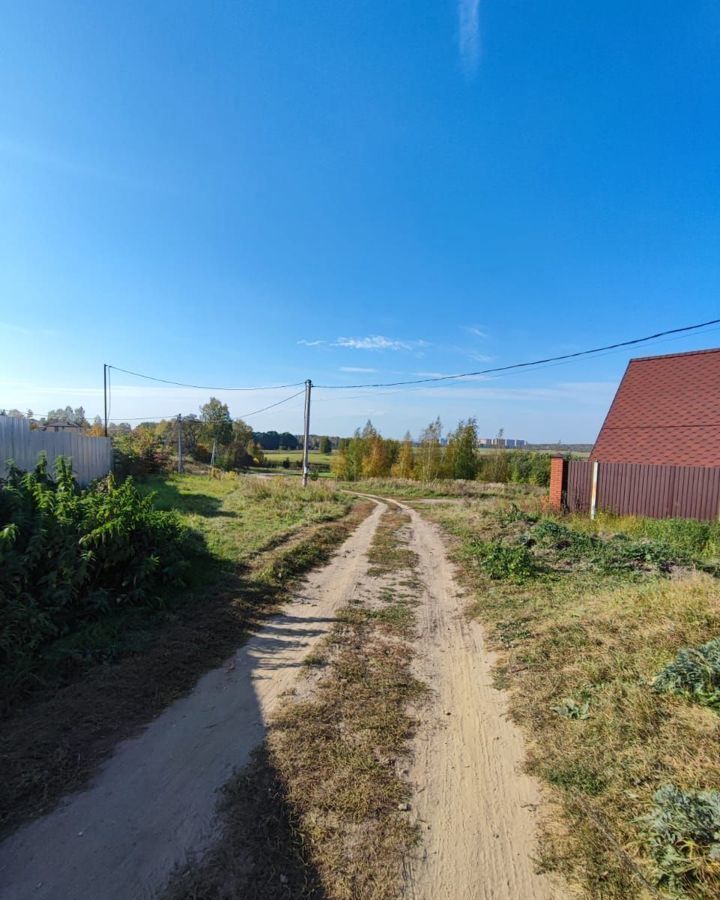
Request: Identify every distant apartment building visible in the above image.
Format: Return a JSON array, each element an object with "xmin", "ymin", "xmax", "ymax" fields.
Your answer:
[{"xmin": 477, "ymin": 437, "xmax": 527, "ymax": 449}]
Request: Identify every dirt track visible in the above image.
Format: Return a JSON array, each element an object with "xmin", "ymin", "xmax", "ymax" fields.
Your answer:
[
  {"xmin": 401, "ymin": 502, "xmax": 564, "ymax": 899},
  {"xmin": 0, "ymin": 497, "xmax": 564, "ymax": 900}
]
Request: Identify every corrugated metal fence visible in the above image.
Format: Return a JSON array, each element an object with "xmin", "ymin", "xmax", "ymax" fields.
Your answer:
[
  {"xmin": 0, "ymin": 416, "xmax": 113, "ymax": 486},
  {"xmin": 565, "ymin": 459, "xmax": 593, "ymax": 513},
  {"xmin": 563, "ymin": 458, "xmax": 720, "ymax": 521}
]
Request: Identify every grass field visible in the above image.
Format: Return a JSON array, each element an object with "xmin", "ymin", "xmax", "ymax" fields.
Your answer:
[
  {"xmin": 262, "ymin": 449, "xmax": 334, "ymax": 465},
  {"xmin": 141, "ymin": 473, "xmax": 349, "ymax": 564},
  {"xmin": 420, "ymin": 493, "xmax": 720, "ymax": 898}
]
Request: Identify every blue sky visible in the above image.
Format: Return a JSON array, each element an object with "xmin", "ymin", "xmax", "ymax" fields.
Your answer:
[{"xmin": 1, "ymin": 1, "xmax": 719, "ymax": 440}]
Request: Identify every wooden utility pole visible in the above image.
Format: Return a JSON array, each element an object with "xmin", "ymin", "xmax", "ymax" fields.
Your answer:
[
  {"xmin": 103, "ymin": 364, "xmax": 108, "ymax": 437},
  {"xmin": 302, "ymin": 379, "xmax": 312, "ymax": 487},
  {"xmin": 177, "ymin": 414, "xmax": 184, "ymax": 474}
]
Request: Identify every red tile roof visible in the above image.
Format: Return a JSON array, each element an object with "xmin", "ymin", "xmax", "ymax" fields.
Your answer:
[{"xmin": 591, "ymin": 347, "xmax": 720, "ymax": 466}]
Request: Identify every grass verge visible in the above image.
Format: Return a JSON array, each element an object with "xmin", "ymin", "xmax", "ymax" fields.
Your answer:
[
  {"xmin": 420, "ymin": 494, "xmax": 720, "ymax": 899},
  {"xmin": 164, "ymin": 507, "xmax": 425, "ymax": 900},
  {"xmin": 0, "ymin": 484, "xmax": 372, "ymax": 838}
]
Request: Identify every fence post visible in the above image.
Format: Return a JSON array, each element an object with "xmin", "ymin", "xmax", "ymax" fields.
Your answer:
[
  {"xmin": 549, "ymin": 456, "xmax": 566, "ymax": 511},
  {"xmin": 589, "ymin": 460, "xmax": 599, "ymax": 520}
]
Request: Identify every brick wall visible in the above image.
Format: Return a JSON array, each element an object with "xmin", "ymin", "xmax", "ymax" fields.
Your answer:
[{"xmin": 549, "ymin": 456, "xmax": 566, "ymax": 510}]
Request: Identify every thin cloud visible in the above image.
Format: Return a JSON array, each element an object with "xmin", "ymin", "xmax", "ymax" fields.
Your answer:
[
  {"xmin": 340, "ymin": 366, "xmax": 377, "ymax": 373},
  {"xmin": 464, "ymin": 325, "xmax": 487, "ymax": 339},
  {"xmin": 458, "ymin": 0, "xmax": 481, "ymax": 75},
  {"xmin": 334, "ymin": 335, "xmax": 429, "ymax": 351},
  {"xmin": 297, "ymin": 339, "xmax": 327, "ymax": 347},
  {"xmin": 0, "ymin": 320, "xmax": 58, "ymax": 338}
]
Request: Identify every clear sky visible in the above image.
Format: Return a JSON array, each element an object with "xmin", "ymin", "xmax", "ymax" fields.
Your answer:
[{"xmin": 1, "ymin": 1, "xmax": 719, "ymax": 441}]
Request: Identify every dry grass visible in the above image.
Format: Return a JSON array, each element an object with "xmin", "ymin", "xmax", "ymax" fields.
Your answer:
[
  {"xmin": 421, "ymin": 495, "xmax": 720, "ymax": 899},
  {"xmin": 165, "ymin": 507, "xmax": 425, "ymax": 900},
  {"xmin": 0, "ymin": 500, "xmax": 374, "ymax": 839}
]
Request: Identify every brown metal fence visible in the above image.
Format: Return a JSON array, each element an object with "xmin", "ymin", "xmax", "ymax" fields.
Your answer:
[
  {"xmin": 561, "ymin": 458, "xmax": 720, "ymax": 521},
  {"xmin": 565, "ymin": 459, "xmax": 592, "ymax": 512}
]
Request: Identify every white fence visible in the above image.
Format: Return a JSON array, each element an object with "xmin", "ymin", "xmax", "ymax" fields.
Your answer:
[{"xmin": 0, "ymin": 416, "xmax": 113, "ymax": 486}]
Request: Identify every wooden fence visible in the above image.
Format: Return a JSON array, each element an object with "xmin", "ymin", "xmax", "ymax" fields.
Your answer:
[
  {"xmin": 558, "ymin": 457, "xmax": 720, "ymax": 521},
  {"xmin": 0, "ymin": 416, "xmax": 113, "ymax": 486}
]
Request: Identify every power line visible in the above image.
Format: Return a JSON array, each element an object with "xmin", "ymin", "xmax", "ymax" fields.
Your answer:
[
  {"xmin": 108, "ymin": 388, "xmax": 306, "ymax": 424},
  {"xmin": 107, "ymin": 364, "xmax": 304, "ymax": 392},
  {"xmin": 312, "ymin": 323, "xmax": 720, "ymax": 403},
  {"xmin": 314, "ymin": 318, "xmax": 720, "ymax": 389},
  {"xmin": 238, "ymin": 388, "xmax": 306, "ymax": 419}
]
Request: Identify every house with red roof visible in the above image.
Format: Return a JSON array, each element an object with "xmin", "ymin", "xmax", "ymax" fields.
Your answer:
[
  {"xmin": 549, "ymin": 347, "xmax": 720, "ymax": 520},
  {"xmin": 591, "ymin": 347, "xmax": 720, "ymax": 467}
]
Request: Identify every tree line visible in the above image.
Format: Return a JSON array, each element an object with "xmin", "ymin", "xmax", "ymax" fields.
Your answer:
[{"xmin": 331, "ymin": 418, "xmax": 552, "ymax": 486}]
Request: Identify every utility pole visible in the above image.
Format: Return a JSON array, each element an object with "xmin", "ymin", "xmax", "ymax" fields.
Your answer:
[
  {"xmin": 302, "ymin": 379, "xmax": 312, "ymax": 487},
  {"xmin": 177, "ymin": 413, "xmax": 184, "ymax": 474},
  {"xmin": 103, "ymin": 364, "xmax": 108, "ymax": 437}
]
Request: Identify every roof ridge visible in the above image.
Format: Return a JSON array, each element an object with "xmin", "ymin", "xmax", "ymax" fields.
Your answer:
[{"xmin": 630, "ymin": 346, "xmax": 720, "ymax": 363}]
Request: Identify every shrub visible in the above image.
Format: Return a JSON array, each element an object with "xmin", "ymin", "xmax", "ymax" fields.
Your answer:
[
  {"xmin": 531, "ymin": 519, "xmax": 685, "ymax": 574},
  {"xmin": 642, "ymin": 784, "xmax": 720, "ymax": 891},
  {"xmin": 113, "ymin": 430, "xmax": 172, "ymax": 477},
  {"xmin": 594, "ymin": 514, "xmax": 720, "ymax": 561},
  {"xmin": 0, "ymin": 456, "xmax": 202, "ymax": 703},
  {"xmin": 653, "ymin": 638, "xmax": 720, "ymax": 710},
  {"xmin": 464, "ymin": 540, "xmax": 537, "ymax": 582}
]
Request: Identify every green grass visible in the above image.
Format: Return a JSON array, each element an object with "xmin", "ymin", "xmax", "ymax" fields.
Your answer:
[
  {"xmin": 139, "ymin": 473, "xmax": 350, "ymax": 566},
  {"xmin": 263, "ymin": 449, "xmax": 334, "ymax": 466},
  {"xmin": 420, "ymin": 495, "xmax": 720, "ymax": 899},
  {"xmin": 571, "ymin": 512, "xmax": 720, "ymax": 563}
]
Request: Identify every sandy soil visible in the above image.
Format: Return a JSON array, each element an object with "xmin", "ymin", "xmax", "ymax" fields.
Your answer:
[
  {"xmin": 402, "ymin": 502, "xmax": 566, "ymax": 900},
  {"xmin": 0, "ymin": 502, "xmax": 385, "ymax": 900},
  {"xmin": 0, "ymin": 496, "xmax": 565, "ymax": 900}
]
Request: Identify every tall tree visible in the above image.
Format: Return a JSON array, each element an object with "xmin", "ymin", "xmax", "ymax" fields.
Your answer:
[
  {"xmin": 392, "ymin": 432, "xmax": 415, "ymax": 479},
  {"xmin": 200, "ymin": 397, "xmax": 233, "ymax": 448},
  {"xmin": 453, "ymin": 418, "xmax": 479, "ymax": 480},
  {"xmin": 319, "ymin": 435, "xmax": 332, "ymax": 454},
  {"xmin": 417, "ymin": 418, "xmax": 443, "ymax": 481}
]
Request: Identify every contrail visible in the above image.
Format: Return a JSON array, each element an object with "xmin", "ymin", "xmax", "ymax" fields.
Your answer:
[{"xmin": 458, "ymin": 0, "xmax": 481, "ymax": 75}]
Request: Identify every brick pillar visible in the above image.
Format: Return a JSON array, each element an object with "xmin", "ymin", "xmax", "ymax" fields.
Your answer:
[{"xmin": 548, "ymin": 456, "xmax": 566, "ymax": 511}]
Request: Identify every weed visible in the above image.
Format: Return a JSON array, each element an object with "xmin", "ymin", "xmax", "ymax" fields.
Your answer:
[
  {"xmin": 552, "ymin": 697, "xmax": 591, "ymax": 720},
  {"xmin": 0, "ymin": 458, "xmax": 203, "ymax": 706},
  {"xmin": 641, "ymin": 784, "xmax": 720, "ymax": 893},
  {"xmin": 464, "ymin": 540, "xmax": 537, "ymax": 582},
  {"xmin": 653, "ymin": 638, "xmax": 720, "ymax": 711}
]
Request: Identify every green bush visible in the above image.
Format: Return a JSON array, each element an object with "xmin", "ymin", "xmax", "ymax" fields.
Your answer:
[
  {"xmin": 653, "ymin": 638, "xmax": 720, "ymax": 710},
  {"xmin": 0, "ymin": 456, "xmax": 202, "ymax": 703},
  {"xmin": 113, "ymin": 430, "xmax": 172, "ymax": 477},
  {"xmin": 642, "ymin": 784, "xmax": 720, "ymax": 892},
  {"xmin": 464, "ymin": 540, "xmax": 537, "ymax": 582}
]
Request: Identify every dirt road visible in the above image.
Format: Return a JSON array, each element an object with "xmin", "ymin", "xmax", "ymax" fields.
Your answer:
[
  {"xmin": 0, "ymin": 504, "xmax": 385, "ymax": 900},
  {"xmin": 0, "ymin": 496, "xmax": 563, "ymax": 900},
  {"xmin": 401, "ymin": 502, "xmax": 564, "ymax": 900}
]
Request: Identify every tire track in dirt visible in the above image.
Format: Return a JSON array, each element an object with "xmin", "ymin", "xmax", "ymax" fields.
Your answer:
[
  {"xmin": 0, "ymin": 501, "xmax": 386, "ymax": 900},
  {"xmin": 401, "ymin": 501, "xmax": 566, "ymax": 900}
]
